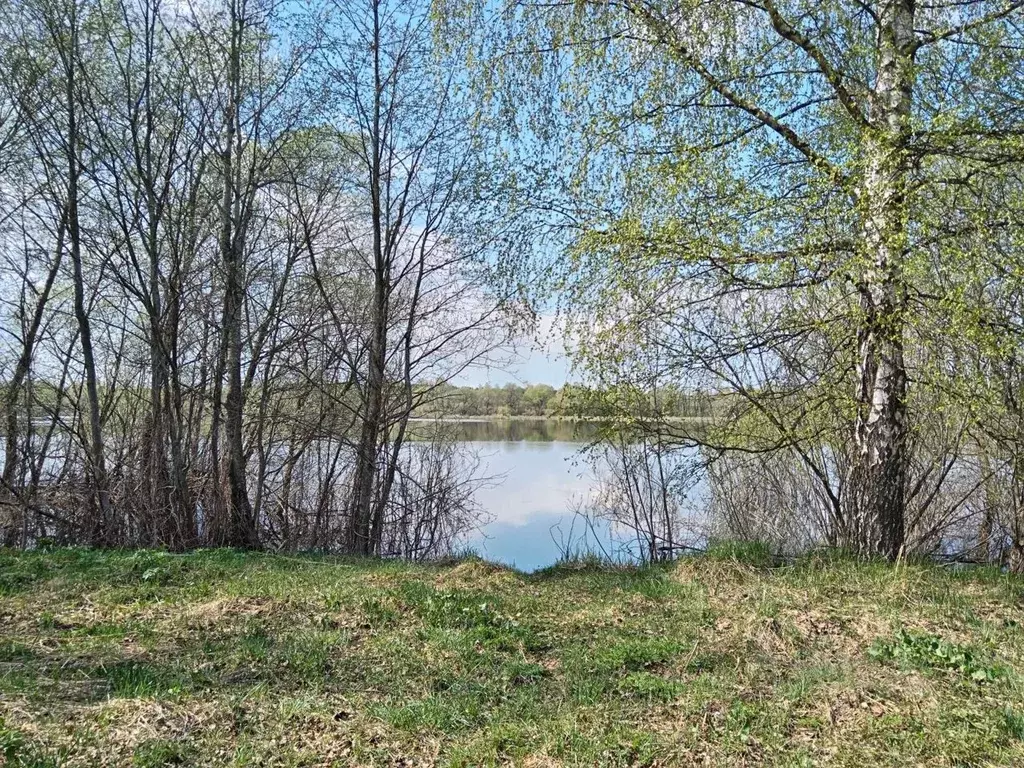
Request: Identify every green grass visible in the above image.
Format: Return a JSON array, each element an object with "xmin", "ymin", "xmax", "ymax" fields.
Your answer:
[{"xmin": 0, "ymin": 548, "xmax": 1022, "ymax": 766}]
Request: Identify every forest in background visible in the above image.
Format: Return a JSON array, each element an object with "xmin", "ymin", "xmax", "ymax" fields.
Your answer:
[{"xmin": 413, "ymin": 383, "xmax": 713, "ymax": 419}]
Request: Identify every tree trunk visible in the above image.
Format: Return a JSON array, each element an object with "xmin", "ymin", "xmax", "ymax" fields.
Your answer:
[
  {"xmin": 65, "ymin": 4, "xmax": 112, "ymax": 547},
  {"xmin": 347, "ymin": 0, "xmax": 386, "ymax": 556},
  {"xmin": 143, "ymin": 171, "xmax": 172, "ymax": 548},
  {"xmin": 348, "ymin": 288, "xmax": 386, "ymax": 554},
  {"xmin": 137, "ymin": 6, "xmax": 176, "ymax": 549},
  {"xmin": 844, "ymin": 0, "xmax": 913, "ymax": 559},
  {"xmin": 2, "ymin": 214, "xmax": 67, "ymax": 546},
  {"xmin": 216, "ymin": 0, "xmax": 258, "ymax": 549},
  {"xmin": 165, "ymin": 230, "xmax": 196, "ymax": 548}
]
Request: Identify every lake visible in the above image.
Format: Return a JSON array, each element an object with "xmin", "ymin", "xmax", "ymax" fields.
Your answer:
[
  {"xmin": 463, "ymin": 438, "xmax": 595, "ymax": 571},
  {"xmin": 4, "ymin": 418, "xmax": 698, "ymax": 565},
  {"xmin": 443, "ymin": 420, "xmax": 664, "ymax": 571}
]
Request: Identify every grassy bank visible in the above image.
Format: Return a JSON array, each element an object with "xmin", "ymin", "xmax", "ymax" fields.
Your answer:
[{"xmin": 0, "ymin": 548, "xmax": 1022, "ymax": 767}]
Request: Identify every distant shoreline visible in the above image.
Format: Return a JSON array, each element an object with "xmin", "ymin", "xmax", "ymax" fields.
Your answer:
[
  {"xmin": 409, "ymin": 415, "xmax": 579, "ymax": 422},
  {"xmin": 407, "ymin": 415, "xmax": 713, "ymax": 423}
]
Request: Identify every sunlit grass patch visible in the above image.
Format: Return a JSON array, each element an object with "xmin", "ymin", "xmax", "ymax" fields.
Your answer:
[
  {"xmin": 0, "ymin": 547, "xmax": 1022, "ymax": 766},
  {"xmin": 97, "ymin": 660, "xmax": 192, "ymax": 699},
  {"xmin": 131, "ymin": 738, "xmax": 195, "ymax": 768},
  {"xmin": 868, "ymin": 626, "xmax": 1007, "ymax": 682}
]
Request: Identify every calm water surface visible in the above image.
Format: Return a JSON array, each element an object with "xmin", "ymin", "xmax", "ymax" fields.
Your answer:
[{"xmin": 448, "ymin": 420, "xmax": 605, "ymax": 571}]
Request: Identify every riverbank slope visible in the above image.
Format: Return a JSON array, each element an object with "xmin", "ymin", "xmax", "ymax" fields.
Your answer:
[{"xmin": 1, "ymin": 548, "xmax": 1022, "ymax": 766}]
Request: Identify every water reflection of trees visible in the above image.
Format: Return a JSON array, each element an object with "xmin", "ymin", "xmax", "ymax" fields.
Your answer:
[
  {"xmin": 561, "ymin": 432, "xmax": 705, "ymax": 564},
  {"xmin": 432, "ymin": 419, "xmax": 601, "ymax": 443},
  {"xmin": 562, "ymin": 428, "xmax": 1014, "ymax": 565},
  {"xmin": 247, "ymin": 435, "xmax": 491, "ymax": 557}
]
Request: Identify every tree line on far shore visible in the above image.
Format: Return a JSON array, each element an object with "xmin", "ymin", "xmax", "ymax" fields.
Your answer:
[{"xmin": 414, "ymin": 383, "xmax": 714, "ymax": 420}]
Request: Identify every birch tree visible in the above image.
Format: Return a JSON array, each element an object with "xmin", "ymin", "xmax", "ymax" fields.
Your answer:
[
  {"xmin": 454, "ymin": 0, "xmax": 1024, "ymax": 558},
  {"xmin": 321, "ymin": 0, "xmax": 518, "ymax": 555}
]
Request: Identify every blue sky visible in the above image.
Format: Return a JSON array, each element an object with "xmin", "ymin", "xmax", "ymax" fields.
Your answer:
[
  {"xmin": 458, "ymin": 334, "xmax": 572, "ymax": 387},
  {"xmin": 455, "ymin": 313, "xmax": 576, "ymax": 387}
]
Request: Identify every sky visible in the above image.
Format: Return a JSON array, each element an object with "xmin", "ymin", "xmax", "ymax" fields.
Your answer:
[{"xmin": 454, "ymin": 313, "xmax": 576, "ymax": 387}]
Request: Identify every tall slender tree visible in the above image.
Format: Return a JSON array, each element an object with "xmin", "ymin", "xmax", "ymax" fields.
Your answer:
[{"xmin": 453, "ymin": 0, "xmax": 1024, "ymax": 558}]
